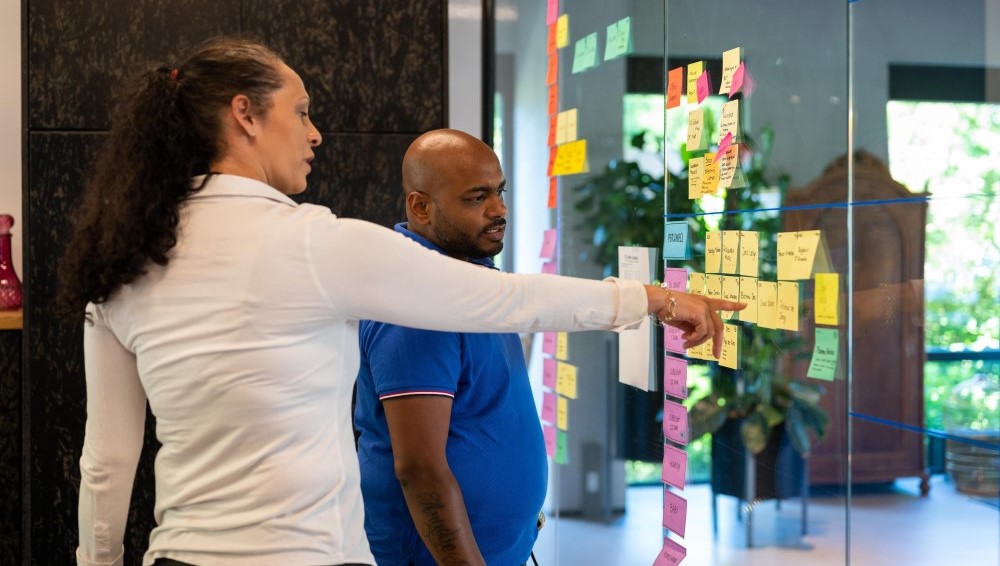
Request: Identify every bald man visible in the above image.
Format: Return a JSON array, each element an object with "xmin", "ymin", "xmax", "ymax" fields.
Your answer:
[{"xmin": 354, "ymin": 129, "xmax": 539, "ymax": 566}]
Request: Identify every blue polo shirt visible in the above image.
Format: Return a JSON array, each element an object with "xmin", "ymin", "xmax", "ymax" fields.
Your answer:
[{"xmin": 355, "ymin": 223, "xmax": 546, "ymax": 566}]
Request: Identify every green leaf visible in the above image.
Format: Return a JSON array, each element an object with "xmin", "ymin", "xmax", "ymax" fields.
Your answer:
[
  {"xmin": 785, "ymin": 405, "xmax": 812, "ymax": 455},
  {"xmin": 689, "ymin": 398, "xmax": 727, "ymax": 441},
  {"xmin": 760, "ymin": 404, "xmax": 785, "ymax": 428},
  {"xmin": 740, "ymin": 413, "xmax": 770, "ymax": 454}
]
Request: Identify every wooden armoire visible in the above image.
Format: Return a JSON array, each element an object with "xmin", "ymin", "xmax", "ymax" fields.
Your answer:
[{"xmin": 784, "ymin": 151, "xmax": 930, "ymax": 493}]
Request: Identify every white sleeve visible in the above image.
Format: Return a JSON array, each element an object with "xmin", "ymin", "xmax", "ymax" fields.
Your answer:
[
  {"xmin": 306, "ymin": 218, "xmax": 648, "ymax": 332},
  {"xmin": 76, "ymin": 306, "xmax": 147, "ymax": 566}
]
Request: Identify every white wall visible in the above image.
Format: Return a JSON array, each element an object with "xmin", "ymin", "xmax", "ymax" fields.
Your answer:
[
  {"xmin": 0, "ymin": 0, "xmax": 21, "ymax": 276},
  {"xmin": 448, "ymin": 0, "xmax": 483, "ymax": 137}
]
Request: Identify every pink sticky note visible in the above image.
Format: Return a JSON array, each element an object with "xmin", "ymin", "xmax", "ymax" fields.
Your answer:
[
  {"xmin": 662, "ymin": 444, "xmax": 688, "ymax": 489},
  {"xmin": 542, "ymin": 332, "xmax": 557, "ymax": 355},
  {"xmin": 663, "ymin": 400, "xmax": 688, "ymax": 445},
  {"xmin": 544, "ymin": 425, "xmax": 556, "ymax": 457},
  {"xmin": 541, "ymin": 261, "xmax": 558, "ymax": 275},
  {"xmin": 663, "ymin": 489, "xmax": 688, "ymax": 537},
  {"xmin": 542, "ymin": 392, "xmax": 556, "ymax": 423},
  {"xmin": 663, "ymin": 355, "xmax": 688, "ymax": 399},
  {"xmin": 540, "ymin": 229, "xmax": 558, "ymax": 259},
  {"xmin": 546, "ymin": 0, "xmax": 558, "ymax": 25},
  {"xmin": 740, "ymin": 65, "xmax": 757, "ymax": 99},
  {"xmin": 543, "ymin": 358, "xmax": 557, "ymax": 389},
  {"xmin": 715, "ymin": 132, "xmax": 733, "ymax": 161},
  {"xmin": 652, "ymin": 538, "xmax": 687, "ymax": 566},
  {"xmin": 663, "ymin": 267, "xmax": 688, "ymax": 292},
  {"xmin": 664, "ymin": 326, "xmax": 685, "ymax": 354},
  {"xmin": 696, "ymin": 72, "xmax": 712, "ymax": 104},
  {"xmin": 729, "ymin": 62, "xmax": 745, "ymax": 98}
]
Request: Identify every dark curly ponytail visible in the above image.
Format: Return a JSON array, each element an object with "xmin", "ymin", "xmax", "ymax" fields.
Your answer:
[{"xmin": 56, "ymin": 37, "xmax": 284, "ymax": 317}]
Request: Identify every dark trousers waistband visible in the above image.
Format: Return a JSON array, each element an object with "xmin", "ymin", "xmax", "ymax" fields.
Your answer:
[{"xmin": 154, "ymin": 560, "xmax": 371, "ymax": 566}]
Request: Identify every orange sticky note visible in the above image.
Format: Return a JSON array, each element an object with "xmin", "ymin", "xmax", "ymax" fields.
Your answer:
[
  {"xmin": 548, "ymin": 84, "xmax": 558, "ymax": 115},
  {"xmin": 547, "ymin": 24, "xmax": 557, "ymax": 54},
  {"xmin": 666, "ymin": 67, "xmax": 683, "ymax": 109},
  {"xmin": 546, "ymin": 54, "xmax": 558, "ymax": 85},
  {"xmin": 547, "ymin": 178, "xmax": 558, "ymax": 208},
  {"xmin": 547, "ymin": 146, "xmax": 557, "ymax": 176},
  {"xmin": 547, "ymin": 115, "xmax": 557, "ymax": 147}
]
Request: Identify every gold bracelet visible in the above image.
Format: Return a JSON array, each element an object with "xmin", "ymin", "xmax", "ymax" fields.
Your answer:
[{"xmin": 650, "ymin": 283, "xmax": 677, "ymax": 326}]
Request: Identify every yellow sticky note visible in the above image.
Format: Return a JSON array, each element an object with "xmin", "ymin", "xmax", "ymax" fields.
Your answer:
[
  {"xmin": 688, "ymin": 157, "xmax": 705, "ymax": 200},
  {"xmin": 719, "ymin": 99, "xmax": 740, "ymax": 142},
  {"xmin": 705, "ymin": 232, "xmax": 722, "ymax": 273},
  {"xmin": 705, "ymin": 274, "xmax": 723, "ymax": 300},
  {"xmin": 719, "ymin": 323, "xmax": 739, "ymax": 369},
  {"xmin": 791, "ymin": 230, "xmax": 822, "ymax": 280},
  {"xmin": 757, "ymin": 280, "xmax": 778, "ymax": 329},
  {"xmin": 556, "ymin": 362, "xmax": 578, "ymax": 399},
  {"xmin": 721, "ymin": 276, "xmax": 740, "ymax": 320},
  {"xmin": 815, "ymin": 273, "xmax": 840, "ymax": 326},
  {"xmin": 556, "ymin": 111, "xmax": 567, "ymax": 145},
  {"xmin": 556, "ymin": 332, "xmax": 569, "ymax": 360},
  {"xmin": 721, "ymin": 230, "xmax": 740, "ymax": 274},
  {"xmin": 551, "ymin": 139, "xmax": 588, "ymax": 176},
  {"xmin": 776, "ymin": 281, "xmax": 800, "ymax": 331},
  {"xmin": 565, "ymin": 108, "xmax": 578, "ymax": 142},
  {"xmin": 717, "ymin": 144, "xmax": 740, "ymax": 190},
  {"xmin": 702, "ymin": 153, "xmax": 719, "ymax": 195},
  {"xmin": 739, "ymin": 276, "xmax": 758, "ymax": 324},
  {"xmin": 688, "ymin": 272, "xmax": 706, "ymax": 295},
  {"xmin": 556, "ymin": 14, "xmax": 569, "ymax": 48},
  {"xmin": 687, "ymin": 108, "xmax": 706, "ymax": 151},
  {"xmin": 719, "ymin": 47, "xmax": 743, "ymax": 95},
  {"xmin": 686, "ymin": 61, "xmax": 703, "ymax": 104},
  {"xmin": 777, "ymin": 232, "xmax": 796, "ymax": 281},
  {"xmin": 557, "ymin": 396, "xmax": 569, "ymax": 430},
  {"xmin": 739, "ymin": 230, "xmax": 759, "ymax": 277}
]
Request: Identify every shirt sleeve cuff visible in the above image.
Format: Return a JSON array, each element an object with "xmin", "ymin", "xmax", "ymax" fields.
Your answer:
[
  {"xmin": 76, "ymin": 547, "xmax": 124, "ymax": 566},
  {"xmin": 603, "ymin": 277, "xmax": 648, "ymax": 331}
]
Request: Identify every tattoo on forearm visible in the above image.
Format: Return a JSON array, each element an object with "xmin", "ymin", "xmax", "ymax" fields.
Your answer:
[{"xmin": 416, "ymin": 493, "xmax": 472, "ymax": 566}]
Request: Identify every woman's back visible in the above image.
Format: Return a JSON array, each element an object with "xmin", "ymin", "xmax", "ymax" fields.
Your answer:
[{"xmin": 89, "ymin": 174, "xmax": 372, "ymax": 565}]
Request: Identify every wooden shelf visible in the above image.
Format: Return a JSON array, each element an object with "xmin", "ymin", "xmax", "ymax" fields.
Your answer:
[{"xmin": 0, "ymin": 309, "xmax": 22, "ymax": 330}]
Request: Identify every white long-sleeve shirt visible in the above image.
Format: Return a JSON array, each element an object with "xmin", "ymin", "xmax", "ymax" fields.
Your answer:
[{"xmin": 76, "ymin": 174, "xmax": 647, "ymax": 566}]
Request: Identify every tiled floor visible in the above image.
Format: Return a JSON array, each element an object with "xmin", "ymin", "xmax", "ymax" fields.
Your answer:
[{"xmin": 532, "ymin": 476, "xmax": 999, "ymax": 565}]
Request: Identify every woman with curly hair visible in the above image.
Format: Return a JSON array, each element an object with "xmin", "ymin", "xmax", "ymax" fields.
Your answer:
[{"xmin": 59, "ymin": 36, "xmax": 741, "ymax": 566}]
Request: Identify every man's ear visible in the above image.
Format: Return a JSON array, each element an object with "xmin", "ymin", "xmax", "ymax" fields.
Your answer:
[
  {"xmin": 229, "ymin": 94, "xmax": 257, "ymax": 138},
  {"xmin": 406, "ymin": 191, "xmax": 432, "ymax": 226}
]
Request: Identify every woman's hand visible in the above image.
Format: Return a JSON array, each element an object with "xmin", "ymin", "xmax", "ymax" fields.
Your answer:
[{"xmin": 645, "ymin": 285, "xmax": 746, "ymax": 359}]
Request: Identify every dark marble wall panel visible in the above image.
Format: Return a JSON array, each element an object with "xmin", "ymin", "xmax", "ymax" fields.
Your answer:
[
  {"xmin": 295, "ymin": 133, "xmax": 416, "ymax": 227},
  {"xmin": 26, "ymin": 133, "xmax": 159, "ymax": 565},
  {"xmin": 29, "ymin": 0, "xmax": 241, "ymax": 130},
  {"xmin": 244, "ymin": 0, "xmax": 447, "ymax": 133},
  {"xmin": 0, "ymin": 330, "xmax": 21, "ymax": 566}
]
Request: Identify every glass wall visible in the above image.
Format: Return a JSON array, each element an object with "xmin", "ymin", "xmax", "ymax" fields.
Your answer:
[{"xmin": 493, "ymin": 1, "xmax": 998, "ymax": 564}]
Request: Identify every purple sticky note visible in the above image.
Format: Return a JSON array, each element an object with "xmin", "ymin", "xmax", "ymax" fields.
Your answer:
[
  {"xmin": 662, "ymin": 444, "xmax": 688, "ymax": 490},
  {"xmin": 652, "ymin": 538, "xmax": 687, "ymax": 566},
  {"xmin": 541, "ymin": 261, "xmax": 558, "ymax": 275},
  {"xmin": 664, "ymin": 326, "xmax": 686, "ymax": 355},
  {"xmin": 543, "ymin": 358, "xmax": 557, "ymax": 389},
  {"xmin": 542, "ymin": 392, "xmax": 556, "ymax": 423},
  {"xmin": 663, "ymin": 489, "xmax": 688, "ymax": 537},
  {"xmin": 663, "ymin": 267, "xmax": 688, "ymax": 292},
  {"xmin": 663, "ymin": 355, "xmax": 688, "ymax": 399},
  {"xmin": 663, "ymin": 400, "xmax": 688, "ymax": 445},
  {"xmin": 543, "ymin": 425, "xmax": 556, "ymax": 457},
  {"xmin": 729, "ymin": 62, "xmax": 745, "ymax": 98},
  {"xmin": 542, "ymin": 332, "xmax": 557, "ymax": 355},
  {"xmin": 540, "ymin": 229, "xmax": 558, "ymax": 259},
  {"xmin": 696, "ymin": 72, "xmax": 712, "ymax": 104},
  {"xmin": 715, "ymin": 132, "xmax": 733, "ymax": 161}
]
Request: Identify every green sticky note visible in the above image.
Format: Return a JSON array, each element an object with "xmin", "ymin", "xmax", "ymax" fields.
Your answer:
[
  {"xmin": 572, "ymin": 36, "xmax": 588, "ymax": 73},
  {"xmin": 604, "ymin": 21, "xmax": 619, "ymax": 61},
  {"xmin": 604, "ymin": 17, "xmax": 633, "ymax": 61},
  {"xmin": 807, "ymin": 328, "xmax": 839, "ymax": 381},
  {"xmin": 555, "ymin": 430, "xmax": 569, "ymax": 464}
]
